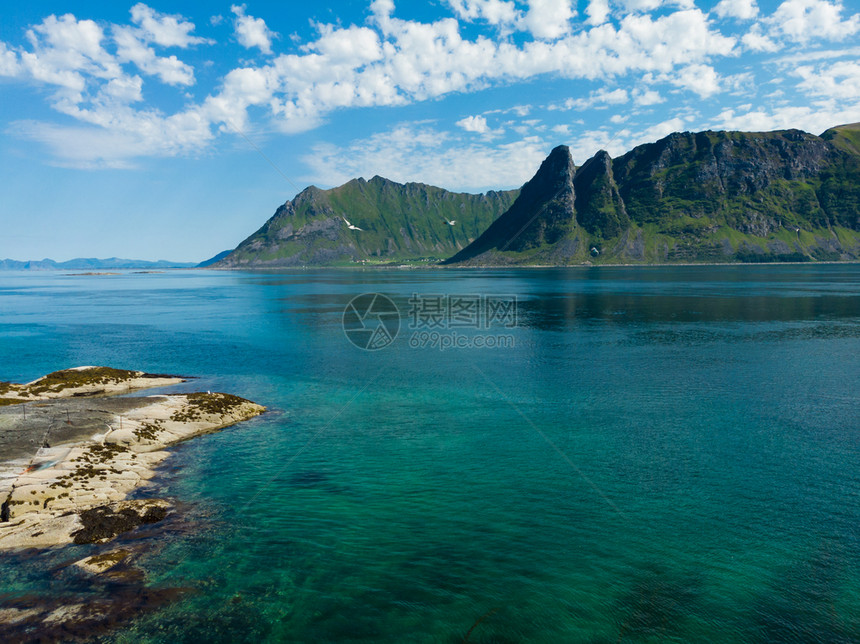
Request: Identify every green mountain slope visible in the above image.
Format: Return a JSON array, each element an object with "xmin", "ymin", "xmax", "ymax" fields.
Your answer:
[
  {"xmin": 446, "ymin": 125, "xmax": 860, "ymax": 265},
  {"xmin": 216, "ymin": 177, "xmax": 518, "ymax": 267}
]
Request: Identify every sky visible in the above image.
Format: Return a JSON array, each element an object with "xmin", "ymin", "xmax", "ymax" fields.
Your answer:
[{"xmin": 1, "ymin": 0, "xmax": 859, "ymax": 262}]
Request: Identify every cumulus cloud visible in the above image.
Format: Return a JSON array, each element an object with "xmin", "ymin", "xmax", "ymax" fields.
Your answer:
[
  {"xmin": 585, "ymin": 0, "xmax": 612, "ymax": 26},
  {"xmin": 521, "ymin": 0, "xmax": 575, "ymax": 39},
  {"xmin": 713, "ymin": 0, "xmax": 759, "ymax": 20},
  {"xmin": 711, "ymin": 102, "xmax": 860, "ymax": 134},
  {"xmin": 1, "ymin": 0, "xmax": 859, "ymax": 173},
  {"xmin": 0, "ymin": 1, "xmax": 741, "ymax": 168},
  {"xmin": 741, "ymin": 23, "xmax": 780, "ymax": 51},
  {"xmin": 231, "ymin": 4, "xmax": 277, "ymax": 54},
  {"xmin": 114, "ymin": 26, "xmax": 195, "ymax": 86},
  {"xmin": 456, "ymin": 114, "xmax": 490, "ymax": 133},
  {"xmin": 767, "ymin": 0, "xmax": 860, "ymax": 43},
  {"xmin": 666, "ymin": 64, "xmax": 722, "ymax": 98},
  {"xmin": 795, "ymin": 60, "xmax": 860, "ymax": 99},
  {"xmin": 11, "ymin": 106, "xmax": 212, "ymax": 168},
  {"xmin": 241, "ymin": 7, "xmax": 737, "ymax": 134},
  {"xmin": 447, "ymin": 0, "xmax": 520, "ymax": 28},
  {"xmin": 0, "ymin": 6, "xmax": 213, "ymax": 167},
  {"xmin": 302, "ymin": 123, "xmax": 550, "ymax": 190},
  {"xmin": 0, "ymin": 41, "xmax": 21, "ymax": 75},
  {"xmin": 633, "ymin": 88, "xmax": 665, "ymax": 105},
  {"xmin": 130, "ymin": 3, "xmax": 212, "ymax": 48},
  {"xmin": 636, "ymin": 116, "xmax": 687, "ymax": 141},
  {"xmin": 552, "ymin": 88, "xmax": 629, "ymax": 110}
]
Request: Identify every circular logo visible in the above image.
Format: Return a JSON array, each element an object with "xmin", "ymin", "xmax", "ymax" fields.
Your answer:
[{"xmin": 343, "ymin": 293, "xmax": 400, "ymax": 350}]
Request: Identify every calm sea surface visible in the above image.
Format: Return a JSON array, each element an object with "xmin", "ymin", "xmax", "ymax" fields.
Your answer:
[{"xmin": 0, "ymin": 265, "xmax": 858, "ymax": 642}]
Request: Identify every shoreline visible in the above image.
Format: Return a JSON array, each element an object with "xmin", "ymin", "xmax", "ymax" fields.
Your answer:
[
  {"xmin": 200, "ymin": 259, "xmax": 860, "ymax": 271},
  {"xmin": 0, "ymin": 259, "xmax": 857, "ymax": 275},
  {"xmin": 0, "ymin": 367, "xmax": 265, "ymax": 551}
]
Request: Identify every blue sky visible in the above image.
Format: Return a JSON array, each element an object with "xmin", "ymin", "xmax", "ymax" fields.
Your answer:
[{"xmin": 1, "ymin": 0, "xmax": 858, "ymax": 262}]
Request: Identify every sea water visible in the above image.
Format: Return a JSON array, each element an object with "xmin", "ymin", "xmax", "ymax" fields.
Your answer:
[{"xmin": 0, "ymin": 265, "xmax": 858, "ymax": 642}]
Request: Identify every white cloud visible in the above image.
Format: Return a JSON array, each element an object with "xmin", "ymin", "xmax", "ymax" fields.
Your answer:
[
  {"xmin": 447, "ymin": 0, "xmax": 520, "ymax": 28},
  {"xmin": 795, "ymin": 60, "xmax": 860, "ymax": 100},
  {"xmin": 5, "ymin": 0, "xmax": 859, "ymax": 175},
  {"xmin": 666, "ymin": 64, "xmax": 722, "ymax": 98},
  {"xmin": 130, "ymin": 3, "xmax": 212, "ymax": 48},
  {"xmin": 370, "ymin": 0, "xmax": 396, "ymax": 21},
  {"xmin": 768, "ymin": 0, "xmax": 860, "ymax": 43},
  {"xmin": 511, "ymin": 118, "xmax": 545, "ymax": 135},
  {"xmin": 456, "ymin": 114, "xmax": 490, "ymax": 133},
  {"xmin": 308, "ymin": 25, "xmax": 382, "ymax": 64},
  {"xmin": 1, "ymin": 2, "xmax": 741, "ymax": 166},
  {"xmin": 12, "ymin": 106, "xmax": 212, "ymax": 168},
  {"xmin": 620, "ymin": 0, "xmax": 694, "ymax": 12},
  {"xmin": 114, "ymin": 27, "xmax": 195, "ymax": 86},
  {"xmin": 231, "ymin": 4, "xmax": 277, "ymax": 54},
  {"xmin": 553, "ymin": 88, "xmax": 628, "ymax": 110},
  {"xmin": 633, "ymin": 88, "xmax": 664, "ymax": 105},
  {"xmin": 741, "ymin": 24, "xmax": 780, "ymax": 51},
  {"xmin": 772, "ymin": 45, "xmax": 860, "ymax": 65},
  {"xmin": 637, "ymin": 116, "xmax": 687, "ymax": 141},
  {"xmin": 713, "ymin": 0, "xmax": 759, "ymax": 20},
  {"xmin": 203, "ymin": 66, "xmax": 277, "ymax": 131},
  {"xmin": 711, "ymin": 102, "xmax": 860, "ymax": 134},
  {"xmin": 521, "ymin": 0, "xmax": 575, "ymax": 39},
  {"xmin": 585, "ymin": 0, "xmax": 611, "ymax": 26},
  {"xmin": 447, "ymin": 0, "xmax": 575, "ymax": 38},
  {"xmin": 302, "ymin": 123, "xmax": 550, "ymax": 190},
  {"xmin": 0, "ymin": 7, "xmax": 214, "ymax": 167},
  {"xmin": 0, "ymin": 41, "xmax": 20, "ymax": 75},
  {"xmin": 566, "ymin": 127, "xmax": 631, "ymax": 162}
]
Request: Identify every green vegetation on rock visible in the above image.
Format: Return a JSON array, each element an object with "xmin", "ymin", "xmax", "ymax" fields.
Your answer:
[
  {"xmin": 447, "ymin": 125, "xmax": 860, "ymax": 265},
  {"xmin": 27, "ymin": 367, "xmax": 141, "ymax": 395},
  {"xmin": 216, "ymin": 177, "xmax": 518, "ymax": 267},
  {"xmin": 218, "ymin": 124, "xmax": 860, "ymax": 267}
]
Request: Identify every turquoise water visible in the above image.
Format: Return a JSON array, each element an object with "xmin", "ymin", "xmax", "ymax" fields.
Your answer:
[{"xmin": 1, "ymin": 266, "xmax": 859, "ymax": 642}]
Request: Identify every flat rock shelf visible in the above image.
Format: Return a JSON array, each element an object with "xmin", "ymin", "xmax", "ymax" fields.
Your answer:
[{"xmin": 0, "ymin": 367, "xmax": 265, "ymax": 551}]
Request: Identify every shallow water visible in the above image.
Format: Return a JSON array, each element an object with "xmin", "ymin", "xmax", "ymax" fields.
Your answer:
[{"xmin": 0, "ymin": 265, "xmax": 858, "ymax": 642}]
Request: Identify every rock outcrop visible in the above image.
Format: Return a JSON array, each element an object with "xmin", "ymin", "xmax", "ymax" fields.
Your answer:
[
  {"xmin": 215, "ymin": 177, "xmax": 518, "ymax": 267},
  {"xmin": 446, "ymin": 124, "xmax": 860, "ymax": 265},
  {"xmin": 0, "ymin": 368, "xmax": 265, "ymax": 550}
]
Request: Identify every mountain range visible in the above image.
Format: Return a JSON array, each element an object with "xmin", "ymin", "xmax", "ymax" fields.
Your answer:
[
  {"xmin": 216, "ymin": 122, "xmax": 860, "ymax": 267},
  {"xmin": 0, "ymin": 258, "xmax": 199, "ymax": 271},
  {"xmin": 215, "ymin": 177, "xmax": 518, "ymax": 267},
  {"xmin": 447, "ymin": 123, "xmax": 860, "ymax": 265}
]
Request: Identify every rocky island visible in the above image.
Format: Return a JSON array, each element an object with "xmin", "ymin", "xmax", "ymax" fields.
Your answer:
[
  {"xmin": 0, "ymin": 367, "xmax": 264, "ymax": 550},
  {"xmin": 0, "ymin": 367, "xmax": 265, "ymax": 638}
]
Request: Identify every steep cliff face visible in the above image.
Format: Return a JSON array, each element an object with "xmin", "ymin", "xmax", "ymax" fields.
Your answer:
[
  {"xmin": 445, "ymin": 146, "xmax": 578, "ymax": 264},
  {"xmin": 216, "ymin": 178, "xmax": 518, "ymax": 267},
  {"xmin": 448, "ymin": 126, "xmax": 860, "ymax": 265},
  {"xmin": 613, "ymin": 129, "xmax": 842, "ymax": 229},
  {"xmin": 574, "ymin": 150, "xmax": 629, "ymax": 239}
]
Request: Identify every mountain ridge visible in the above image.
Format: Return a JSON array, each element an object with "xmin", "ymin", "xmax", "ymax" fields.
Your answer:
[
  {"xmin": 446, "ymin": 124, "xmax": 860, "ymax": 265},
  {"xmin": 0, "ymin": 258, "xmax": 198, "ymax": 271},
  {"xmin": 216, "ymin": 178, "xmax": 519, "ymax": 267}
]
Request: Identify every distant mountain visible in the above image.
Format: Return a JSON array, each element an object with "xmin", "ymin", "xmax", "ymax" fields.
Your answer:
[
  {"xmin": 215, "ymin": 177, "xmax": 519, "ymax": 267},
  {"xmin": 196, "ymin": 250, "xmax": 233, "ymax": 268},
  {"xmin": 446, "ymin": 124, "xmax": 860, "ymax": 265},
  {"xmin": 0, "ymin": 258, "xmax": 197, "ymax": 270}
]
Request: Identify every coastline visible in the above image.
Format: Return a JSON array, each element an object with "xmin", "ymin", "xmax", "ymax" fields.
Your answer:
[
  {"xmin": 0, "ymin": 368, "xmax": 265, "ymax": 551},
  {"xmin": 200, "ymin": 259, "xmax": 860, "ymax": 271}
]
